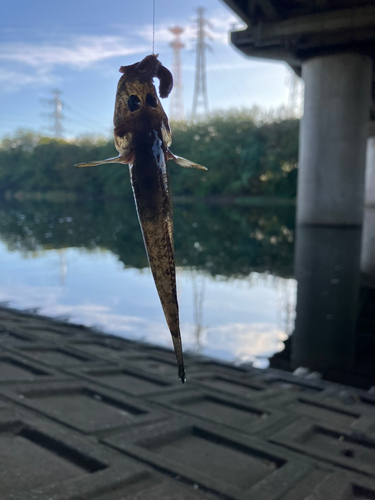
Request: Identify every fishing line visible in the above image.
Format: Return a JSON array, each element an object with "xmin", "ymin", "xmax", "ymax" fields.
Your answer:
[{"xmin": 152, "ymin": 0, "xmax": 156, "ymax": 54}]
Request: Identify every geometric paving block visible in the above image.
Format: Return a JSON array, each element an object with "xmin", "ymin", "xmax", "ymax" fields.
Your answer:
[
  {"xmin": 66, "ymin": 365, "xmax": 178, "ymax": 396},
  {"xmin": 188, "ymin": 370, "xmax": 277, "ymax": 401},
  {"xmin": 0, "ymin": 409, "xmax": 144, "ymax": 498},
  {"xmin": 122, "ymin": 353, "xmax": 191, "ymax": 379},
  {"xmin": 278, "ymin": 468, "xmax": 337, "ymax": 500},
  {"xmin": 103, "ymin": 417, "xmax": 314, "ymax": 500},
  {"xmin": 265, "ymin": 377, "xmax": 324, "ymax": 394},
  {"xmin": 0, "ymin": 351, "xmax": 68, "ymax": 383},
  {"xmin": 194, "ymin": 360, "xmax": 248, "ymax": 377},
  {"xmin": 0, "ymin": 328, "xmax": 37, "ymax": 346},
  {"xmin": 16, "ymin": 326, "xmax": 80, "ymax": 343},
  {"xmin": 299, "ymin": 471, "xmax": 375, "ymax": 500},
  {"xmin": 269, "ymin": 418, "xmax": 375, "ymax": 477},
  {"xmin": 3, "ymin": 468, "xmax": 222, "ymax": 500},
  {"xmin": 0, "ymin": 355, "xmax": 48, "ymax": 381},
  {"xmin": 266, "ymin": 393, "xmax": 372, "ymax": 429},
  {"xmin": 150, "ymin": 388, "xmax": 291, "ymax": 436},
  {"xmin": 64, "ymin": 340, "xmax": 144, "ymax": 363},
  {"xmin": 0, "ymin": 380, "xmax": 167, "ymax": 435},
  {"xmin": 254, "ymin": 370, "xmax": 326, "ymax": 394},
  {"xmin": 16, "ymin": 345, "xmax": 108, "ymax": 368}
]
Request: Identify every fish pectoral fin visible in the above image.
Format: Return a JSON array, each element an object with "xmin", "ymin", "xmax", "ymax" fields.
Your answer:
[
  {"xmin": 74, "ymin": 154, "xmax": 134, "ymax": 168},
  {"xmin": 167, "ymin": 150, "xmax": 207, "ymax": 171}
]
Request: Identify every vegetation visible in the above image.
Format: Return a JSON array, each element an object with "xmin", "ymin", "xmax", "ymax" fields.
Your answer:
[{"xmin": 0, "ymin": 111, "xmax": 299, "ymax": 200}]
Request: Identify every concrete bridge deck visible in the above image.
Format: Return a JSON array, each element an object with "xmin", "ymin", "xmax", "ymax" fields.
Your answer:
[{"xmin": 0, "ymin": 306, "xmax": 375, "ymax": 499}]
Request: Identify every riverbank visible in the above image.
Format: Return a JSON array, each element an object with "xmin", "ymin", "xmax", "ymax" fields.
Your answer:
[
  {"xmin": 0, "ymin": 305, "xmax": 374, "ymax": 499},
  {"xmin": 3, "ymin": 190, "xmax": 295, "ymax": 206}
]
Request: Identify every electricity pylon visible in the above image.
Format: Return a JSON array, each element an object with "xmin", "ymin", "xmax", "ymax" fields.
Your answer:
[
  {"xmin": 169, "ymin": 26, "xmax": 185, "ymax": 122},
  {"xmin": 51, "ymin": 89, "xmax": 63, "ymax": 137},
  {"xmin": 41, "ymin": 89, "xmax": 64, "ymax": 137},
  {"xmin": 191, "ymin": 7, "xmax": 211, "ymax": 120},
  {"xmin": 286, "ymin": 69, "xmax": 304, "ymax": 118}
]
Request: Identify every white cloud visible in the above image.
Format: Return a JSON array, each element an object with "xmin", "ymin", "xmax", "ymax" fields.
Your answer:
[
  {"xmin": 0, "ymin": 68, "xmax": 56, "ymax": 91},
  {"xmin": 0, "ymin": 35, "xmax": 148, "ymax": 90},
  {"xmin": 0, "ymin": 8, "xmax": 246, "ymax": 91},
  {"xmin": 0, "ymin": 36, "xmax": 147, "ymax": 69}
]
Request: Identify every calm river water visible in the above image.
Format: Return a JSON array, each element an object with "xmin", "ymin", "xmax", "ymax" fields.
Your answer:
[
  {"xmin": 0, "ymin": 198, "xmax": 296, "ymax": 368},
  {"xmin": 1, "ymin": 198, "xmax": 374, "ymax": 389}
]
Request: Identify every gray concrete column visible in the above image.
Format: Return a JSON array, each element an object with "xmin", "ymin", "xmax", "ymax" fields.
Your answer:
[
  {"xmin": 297, "ymin": 53, "xmax": 372, "ymax": 226},
  {"xmin": 361, "ymin": 207, "xmax": 375, "ymax": 278},
  {"xmin": 292, "ymin": 226, "xmax": 361, "ymax": 373},
  {"xmin": 365, "ymin": 134, "xmax": 375, "ymax": 207}
]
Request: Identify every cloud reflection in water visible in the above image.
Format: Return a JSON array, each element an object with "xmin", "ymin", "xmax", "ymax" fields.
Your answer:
[{"xmin": 0, "ymin": 243, "xmax": 295, "ymax": 366}]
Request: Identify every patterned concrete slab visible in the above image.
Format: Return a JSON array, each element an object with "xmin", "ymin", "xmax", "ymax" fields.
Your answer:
[
  {"xmin": 266, "ymin": 392, "xmax": 375, "ymax": 429},
  {"xmin": 0, "ymin": 408, "xmax": 145, "ymax": 499},
  {"xmin": 0, "ymin": 305, "xmax": 375, "ymax": 499},
  {"xmin": 149, "ymin": 387, "xmax": 294, "ymax": 437},
  {"xmin": 9, "ymin": 343, "xmax": 114, "ymax": 369},
  {"xmin": 65, "ymin": 363, "xmax": 180, "ymax": 397},
  {"xmin": 187, "ymin": 368, "xmax": 279, "ymax": 401},
  {"xmin": 102, "ymin": 417, "xmax": 318, "ymax": 500},
  {"xmin": 0, "ymin": 379, "xmax": 168, "ymax": 435},
  {"xmin": 269, "ymin": 418, "xmax": 375, "ymax": 477},
  {"xmin": 0, "ymin": 349, "xmax": 70, "ymax": 384}
]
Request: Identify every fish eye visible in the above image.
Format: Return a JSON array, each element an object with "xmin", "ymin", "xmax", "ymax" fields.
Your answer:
[
  {"xmin": 128, "ymin": 95, "xmax": 141, "ymax": 112},
  {"xmin": 146, "ymin": 93, "xmax": 157, "ymax": 108}
]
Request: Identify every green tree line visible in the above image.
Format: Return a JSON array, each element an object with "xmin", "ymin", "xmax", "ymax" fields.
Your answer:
[{"xmin": 0, "ymin": 111, "xmax": 299, "ymax": 200}]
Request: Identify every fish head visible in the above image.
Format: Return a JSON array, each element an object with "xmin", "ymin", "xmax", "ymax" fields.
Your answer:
[{"xmin": 113, "ymin": 54, "xmax": 173, "ymax": 154}]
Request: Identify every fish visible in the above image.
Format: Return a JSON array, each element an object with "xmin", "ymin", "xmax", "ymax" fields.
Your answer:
[{"xmin": 75, "ymin": 54, "xmax": 206, "ymax": 382}]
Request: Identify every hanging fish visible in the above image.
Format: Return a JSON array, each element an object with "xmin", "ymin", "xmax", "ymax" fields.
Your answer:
[{"xmin": 75, "ymin": 54, "xmax": 206, "ymax": 382}]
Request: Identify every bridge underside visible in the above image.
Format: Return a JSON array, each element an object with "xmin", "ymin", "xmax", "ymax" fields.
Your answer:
[
  {"xmin": 224, "ymin": 0, "xmax": 375, "ymax": 120},
  {"xmin": 222, "ymin": 0, "xmax": 375, "ymax": 228}
]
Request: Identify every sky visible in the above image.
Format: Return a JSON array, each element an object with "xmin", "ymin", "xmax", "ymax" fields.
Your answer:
[{"xmin": 0, "ymin": 0, "xmax": 292, "ymax": 138}]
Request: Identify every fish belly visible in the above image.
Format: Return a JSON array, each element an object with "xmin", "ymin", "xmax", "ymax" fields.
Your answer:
[{"xmin": 129, "ymin": 153, "xmax": 185, "ymax": 382}]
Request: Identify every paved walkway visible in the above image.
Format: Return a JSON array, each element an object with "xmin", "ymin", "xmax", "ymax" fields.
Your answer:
[{"xmin": 0, "ymin": 306, "xmax": 375, "ymax": 499}]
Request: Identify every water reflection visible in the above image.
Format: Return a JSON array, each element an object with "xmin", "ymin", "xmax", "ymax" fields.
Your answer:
[
  {"xmin": 293, "ymin": 226, "xmax": 361, "ymax": 373},
  {"xmin": 0, "ymin": 198, "xmax": 374, "ymax": 388},
  {"xmin": 271, "ymin": 223, "xmax": 375, "ymax": 390},
  {"xmin": 0, "ymin": 199, "xmax": 295, "ymax": 366},
  {"xmin": 0, "ymin": 199, "xmax": 295, "ymax": 278}
]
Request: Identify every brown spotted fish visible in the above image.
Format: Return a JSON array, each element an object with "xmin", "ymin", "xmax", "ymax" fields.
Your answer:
[{"xmin": 75, "ymin": 54, "xmax": 206, "ymax": 382}]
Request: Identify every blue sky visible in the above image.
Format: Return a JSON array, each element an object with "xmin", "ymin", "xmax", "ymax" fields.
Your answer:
[{"xmin": 0, "ymin": 0, "xmax": 290, "ymax": 138}]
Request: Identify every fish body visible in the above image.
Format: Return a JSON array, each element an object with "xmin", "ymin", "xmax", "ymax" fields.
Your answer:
[{"xmin": 75, "ymin": 54, "xmax": 206, "ymax": 382}]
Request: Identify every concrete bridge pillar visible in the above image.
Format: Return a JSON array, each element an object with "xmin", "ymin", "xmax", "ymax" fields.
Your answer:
[
  {"xmin": 297, "ymin": 53, "xmax": 372, "ymax": 226},
  {"xmin": 361, "ymin": 207, "xmax": 375, "ymax": 278},
  {"xmin": 361, "ymin": 129, "xmax": 375, "ymax": 278},
  {"xmin": 365, "ymin": 126, "xmax": 375, "ymax": 207}
]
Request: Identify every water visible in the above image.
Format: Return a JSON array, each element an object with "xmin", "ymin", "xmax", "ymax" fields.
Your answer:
[
  {"xmin": 1, "ymin": 198, "xmax": 374, "ymax": 389},
  {"xmin": 0, "ymin": 199, "xmax": 296, "ymax": 367}
]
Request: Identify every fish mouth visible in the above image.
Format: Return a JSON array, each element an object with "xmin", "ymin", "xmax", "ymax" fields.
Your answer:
[{"xmin": 119, "ymin": 54, "xmax": 173, "ymax": 99}]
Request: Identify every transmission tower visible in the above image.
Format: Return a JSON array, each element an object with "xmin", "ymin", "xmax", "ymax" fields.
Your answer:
[
  {"xmin": 286, "ymin": 69, "xmax": 304, "ymax": 118},
  {"xmin": 191, "ymin": 7, "xmax": 211, "ymax": 120},
  {"xmin": 52, "ymin": 89, "xmax": 63, "ymax": 137},
  {"xmin": 41, "ymin": 89, "xmax": 64, "ymax": 137},
  {"xmin": 169, "ymin": 27, "xmax": 185, "ymax": 122}
]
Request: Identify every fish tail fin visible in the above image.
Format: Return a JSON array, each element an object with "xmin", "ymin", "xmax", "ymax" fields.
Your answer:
[
  {"xmin": 74, "ymin": 154, "xmax": 133, "ymax": 168},
  {"xmin": 171, "ymin": 331, "xmax": 186, "ymax": 383},
  {"xmin": 167, "ymin": 150, "xmax": 207, "ymax": 171}
]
